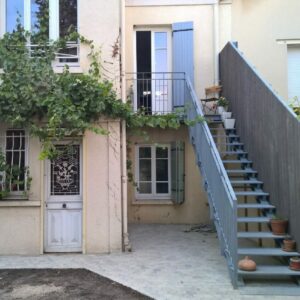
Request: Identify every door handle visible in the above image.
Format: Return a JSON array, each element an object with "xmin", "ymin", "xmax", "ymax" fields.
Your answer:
[{"xmin": 62, "ymin": 203, "xmax": 67, "ymax": 209}]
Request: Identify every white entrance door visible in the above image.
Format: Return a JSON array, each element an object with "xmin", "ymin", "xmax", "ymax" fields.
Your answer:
[{"xmin": 45, "ymin": 144, "xmax": 82, "ymax": 252}]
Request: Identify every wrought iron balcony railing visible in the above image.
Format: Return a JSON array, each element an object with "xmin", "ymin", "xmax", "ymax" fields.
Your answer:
[{"xmin": 126, "ymin": 72, "xmax": 186, "ymax": 115}]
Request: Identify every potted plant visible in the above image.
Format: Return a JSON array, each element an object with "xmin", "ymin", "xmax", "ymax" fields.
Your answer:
[
  {"xmin": 289, "ymin": 257, "xmax": 300, "ymax": 271},
  {"xmin": 217, "ymin": 97, "xmax": 229, "ymax": 114},
  {"xmin": 270, "ymin": 216, "xmax": 288, "ymax": 235},
  {"xmin": 238, "ymin": 256, "xmax": 256, "ymax": 271},
  {"xmin": 282, "ymin": 235, "xmax": 296, "ymax": 252},
  {"xmin": 224, "ymin": 118, "xmax": 236, "ymax": 129}
]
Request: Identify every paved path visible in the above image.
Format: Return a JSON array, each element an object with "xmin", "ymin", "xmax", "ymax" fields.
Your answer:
[{"xmin": 0, "ymin": 224, "xmax": 299, "ymax": 300}]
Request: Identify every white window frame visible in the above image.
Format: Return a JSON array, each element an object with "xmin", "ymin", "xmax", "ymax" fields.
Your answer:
[
  {"xmin": 0, "ymin": 127, "xmax": 29, "ymax": 199},
  {"xmin": 135, "ymin": 144, "xmax": 171, "ymax": 200}
]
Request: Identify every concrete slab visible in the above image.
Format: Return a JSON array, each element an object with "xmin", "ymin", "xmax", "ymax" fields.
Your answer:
[{"xmin": 0, "ymin": 224, "xmax": 299, "ymax": 300}]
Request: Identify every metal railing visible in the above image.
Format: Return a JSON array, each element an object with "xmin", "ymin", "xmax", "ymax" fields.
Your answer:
[
  {"xmin": 185, "ymin": 77, "xmax": 238, "ymax": 288},
  {"xmin": 126, "ymin": 72, "xmax": 185, "ymax": 114},
  {"xmin": 220, "ymin": 41, "xmax": 300, "ymax": 248}
]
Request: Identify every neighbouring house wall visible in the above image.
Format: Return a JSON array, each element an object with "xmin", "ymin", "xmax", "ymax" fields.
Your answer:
[
  {"xmin": 85, "ymin": 121, "xmax": 122, "ymax": 253},
  {"xmin": 127, "ymin": 126, "xmax": 210, "ymax": 224},
  {"xmin": 231, "ymin": 0, "xmax": 300, "ymax": 100}
]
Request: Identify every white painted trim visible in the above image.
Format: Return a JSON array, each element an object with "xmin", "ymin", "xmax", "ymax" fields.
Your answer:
[
  {"xmin": 135, "ymin": 144, "xmax": 171, "ymax": 200},
  {"xmin": 126, "ymin": 0, "xmax": 217, "ymax": 6},
  {"xmin": 0, "ymin": 0, "xmax": 5, "ymax": 37},
  {"xmin": 277, "ymin": 39, "xmax": 300, "ymax": 45}
]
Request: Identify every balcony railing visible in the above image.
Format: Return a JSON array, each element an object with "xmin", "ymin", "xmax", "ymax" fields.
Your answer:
[
  {"xmin": 126, "ymin": 72, "xmax": 186, "ymax": 115},
  {"xmin": 28, "ymin": 42, "xmax": 80, "ymax": 65}
]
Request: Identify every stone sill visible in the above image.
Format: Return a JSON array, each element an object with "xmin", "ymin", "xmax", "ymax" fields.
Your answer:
[
  {"xmin": 132, "ymin": 199, "xmax": 174, "ymax": 205},
  {"xmin": 0, "ymin": 200, "xmax": 41, "ymax": 207}
]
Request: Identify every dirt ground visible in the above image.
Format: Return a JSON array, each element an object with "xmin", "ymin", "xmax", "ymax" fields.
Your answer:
[{"xmin": 0, "ymin": 269, "xmax": 153, "ymax": 300}]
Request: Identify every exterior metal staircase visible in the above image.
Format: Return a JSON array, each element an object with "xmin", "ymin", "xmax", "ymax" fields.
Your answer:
[{"xmin": 210, "ymin": 125, "xmax": 300, "ymax": 287}]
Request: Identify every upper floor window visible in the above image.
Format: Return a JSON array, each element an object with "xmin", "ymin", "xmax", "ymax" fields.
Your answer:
[{"xmin": 0, "ymin": 0, "xmax": 78, "ymax": 64}]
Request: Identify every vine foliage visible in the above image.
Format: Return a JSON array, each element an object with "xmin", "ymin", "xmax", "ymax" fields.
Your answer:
[{"xmin": 0, "ymin": 25, "xmax": 203, "ymax": 159}]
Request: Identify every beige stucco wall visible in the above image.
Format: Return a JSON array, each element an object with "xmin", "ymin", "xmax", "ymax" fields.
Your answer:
[
  {"xmin": 127, "ymin": 126, "xmax": 210, "ymax": 224},
  {"xmin": 85, "ymin": 121, "xmax": 122, "ymax": 253},
  {"xmin": 79, "ymin": 0, "xmax": 121, "ymax": 87},
  {"xmin": 231, "ymin": 0, "xmax": 300, "ymax": 100},
  {"xmin": 125, "ymin": 4, "xmax": 216, "ymax": 98}
]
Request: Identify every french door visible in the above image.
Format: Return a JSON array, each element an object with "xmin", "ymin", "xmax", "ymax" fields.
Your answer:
[{"xmin": 135, "ymin": 29, "xmax": 172, "ymax": 114}]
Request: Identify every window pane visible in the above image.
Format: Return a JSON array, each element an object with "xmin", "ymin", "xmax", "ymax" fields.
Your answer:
[
  {"xmin": 139, "ymin": 182, "xmax": 152, "ymax": 194},
  {"xmin": 156, "ymin": 183, "xmax": 169, "ymax": 194},
  {"xmin": 139, "ymin": 160, "xmax": 151, "ymax": 181},
  {"xmin": 31, "ymin": 0, "xmax": 49, "ymax": 41},
  {"xmin": 6, "ymin": 0, "xmax": 24, "ymax": 32},
  {"xmin": 155, "ymin": 32, "xmax": 167, "ymax": 49},
  {"xmin": 156, "ymin": 159, "xmax": 168, "ymax": 181},
  {"xmin": 59, "ymin": 0, "xmax": 77, "ymax": 37},
  {"xmin": 139, "ymin": 147, "xmax": 151, "ymax": 159},
  {"xmin": 156, "ymin": 147, "xmax": 168, "ymax": 158}
]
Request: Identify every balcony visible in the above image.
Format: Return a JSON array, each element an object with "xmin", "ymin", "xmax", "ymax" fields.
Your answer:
[{"xmin": 126, "ymin": 72, "xmax": 186, "ymax": 115}]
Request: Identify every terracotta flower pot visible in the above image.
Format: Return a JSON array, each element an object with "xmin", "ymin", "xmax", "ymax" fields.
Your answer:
[
  {"xmin": 270, "ymin": 219, "xmax": 288, "ymax": 235},
  {"xmin": 238, "ymin": 256, "xmax": 256, "ymax": 271},
  {"xmin": 282, "ymin": 239, "xmax": 296, "ymax": 252},
  {"xmin": 289, "ymin": 257, "xmax": 300, "ymax": 271}
]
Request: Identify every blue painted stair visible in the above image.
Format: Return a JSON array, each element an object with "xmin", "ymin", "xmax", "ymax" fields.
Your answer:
[{"xmin": 210, "ymin": 126, "xmax": 300, "ymax": 286}]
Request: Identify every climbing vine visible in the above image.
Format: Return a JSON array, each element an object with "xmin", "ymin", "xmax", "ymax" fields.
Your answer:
[{"xmin": 0, "ymin": 25, "xmax": 204, "ymax": 160}]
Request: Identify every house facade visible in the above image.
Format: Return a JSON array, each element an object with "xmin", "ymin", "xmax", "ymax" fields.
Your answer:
[{"xmin": 0, "ymin": 0, "xmax": 232, "ymax": 255}]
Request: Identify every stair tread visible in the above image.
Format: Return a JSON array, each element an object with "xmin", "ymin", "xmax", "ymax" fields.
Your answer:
[
  {"xmin": 223, "ymin": 160, "xmax": 252, "ymax": 164},
  {"xmin": 238, "ymin": 231, "xmax": 286, "ymax": 238},
  {"xmin": 238, "ymin": 247, "xmax": 299, "ymax": 256},
  {"xmin": 221, "ymin": 151, "xmax": 248, "ymax": 155},
  {"xmin": 237, "ymin": 203, "xmax": 275, "ymax": 209},
  {"xmin": 238, "ymin": 217, "xmax": 270, "ymax": 223},
  {"xmin": 235, "ymin": 191, "xmax": 269, "ymax": 196},
  {"xmin": 212, "ymin": 134, "xmax": 239, "ymax": 138},
  {"xmin": 238, "ymin": 265, "xmax": 300, "ymax": 276},
  {"xmin": 227, "ymin": 169, "xmax": 257, "ymax": 174},
  {"xmin": 231, "ymin": 180, "xmax": 263, "ymax": 185}
]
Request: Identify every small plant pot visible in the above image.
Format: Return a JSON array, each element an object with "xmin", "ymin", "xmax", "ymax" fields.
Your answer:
[
  {"xmin": 217, "ymin": 106, "xmax": 226, "ymax": 114},
  {"xmin": 224, "ymin": 118, "xmax": 235, "ymax": 129},
  {"xmin": 282, "ymin": 239, "xmax": 296, "ymax": 252},
  {"xmin": 270, "ymin": 219, "xmax": 288, "ymax": 235},
  {"xmin": 222, "ymin": 112, "xmax": 232, "ymax": 121},
  {"xmin": 289, "ymin": 257, "xmax": 300, "ymax": 271}
]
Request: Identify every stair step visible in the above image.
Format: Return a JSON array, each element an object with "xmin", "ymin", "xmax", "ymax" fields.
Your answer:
[
  {"xmin": 221, "ymin": 151, "xmax": 248, "ymax": 155},
  {"xmin": 238, "ymin": 217, "xmax": 270, "ymax": 223},
  {"xmin": 227, "ymin": 169, "xmax": 257, "ymax": 174},
  {"xmin": 238, "ymin": 248, "xmax": 299, "ymax": 256},
  {"xmin": 238, "ymin": 232, "xmax": 285, "ymax": 239},
  {"xmin": 237, "ymin": 203, "xmax": 275, "ymax": 209},
  {"xmin": 235, "ymin": 191, "xmax": 269, "ymax": 197},
  {"xmin": 222, "ymin": 160, "xmax": 252, "ymax": 164},
  {"xmin": 218, "ymin": 142, "xmax": 244, "ymax": 146},
  {"xmin": 212, "ymin": 134, "xmax": 239, "ymax": 138},
  {"xmin": 231, "ymin": 180, "xmax": 263, "ymax": 186},
  {"xmin": 238, "ymin": 265, "xmax": 300, "ymax": 276}
]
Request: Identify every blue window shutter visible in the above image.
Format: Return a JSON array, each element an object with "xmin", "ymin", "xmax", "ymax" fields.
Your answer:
[
  {"xmin": 171, "ymin": 141, "xmax": 185, "ymax": 204},
  {"xmin": 172, "ymin": 21, "xmax": 194, "ymax": 108}
]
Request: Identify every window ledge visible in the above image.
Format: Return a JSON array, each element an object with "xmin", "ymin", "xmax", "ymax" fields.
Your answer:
[
  {"xmin": 132, "ymin": 199, "xmax": 174, "ymax": 205},
  {"xmin": 53, "ymin": 65, "xmax": 83, "ymax": 74},
  {"xmin": 0, "ymin": 200, "xmax": 41, "ymax": 207}
]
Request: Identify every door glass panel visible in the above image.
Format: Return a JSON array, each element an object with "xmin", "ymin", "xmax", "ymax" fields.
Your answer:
[
  {"xmin": 153, "ymin": 32, "xmax": 169, "ymax": 113},
  {"xmin": 50, "ymin": 145, "xmax": 80, "ymax": 196},
  {"xmin": 6, "ymin": 0, "xmax": 24, "ymax": 32}
]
